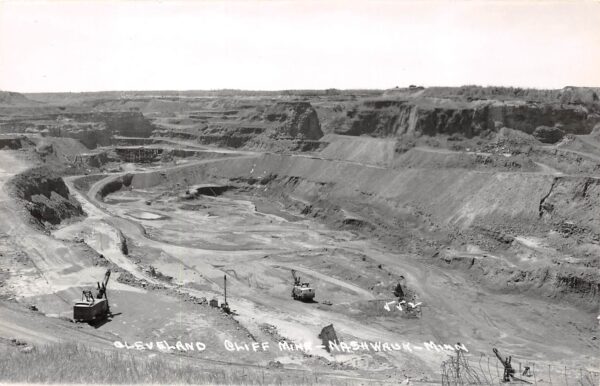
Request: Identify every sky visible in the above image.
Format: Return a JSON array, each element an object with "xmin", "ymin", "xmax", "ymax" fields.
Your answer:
[{"xmin": 1, "ymin": 0, "xmax": 599, "ymax": 92}]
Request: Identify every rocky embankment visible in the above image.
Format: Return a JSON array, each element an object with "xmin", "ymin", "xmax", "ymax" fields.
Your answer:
[
  {"xmin": 0, "ymin": 135, "xmax": 34, "ymax": 150},
  {"xmin": 9, "ymin": 167, "xmax": 85, "ymax": 228},
  {"xmin": 196, "ymin": 101, "xmax": 324, "ymax": 151},
  {"xmin": 332, "ymin": 98, "xmax": 599, "ymax": 143},
  {"xmin": 96, "ymin": 174, "xmax": 134, "ymax": 200},
  {"xmin": 540, "ymin": 176, "xmax": 600, "ymax": 234},
  {"xmin": 44, "ymin": 122, "xmax": 111, "ymax": 149},
  {"xmin": 0, "ymin": 111, "xmax": 154, "ymax": 149}
]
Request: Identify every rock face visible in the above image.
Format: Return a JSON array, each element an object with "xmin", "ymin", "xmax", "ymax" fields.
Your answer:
[
  {"xmin": 100, "ymin": 112, "xmax": 155, "ymax": 137},
  {"xmin": 9, "ymin": 167, "xmax": 85, "ymax": 227},
  {"xmin": 0, "ymin": 111, "xmax": 154, "ymax": 149},
  {"xmin": 260, "ymin": 101, "xmax": 323, "ymax": 140},
  {"xmin": 43, "ymin": 122, "xmax": 111, "ymax": 149},
  {"xmin": 332, "ymin": 100, "xmax": 404, "ymax": 136},
  {"xmin": 197, "ymin": 101, "xmax": 324, "ymax": 151},
  {"xmin": 197, "ymin": 126, "xmax": 266, "ymax": 148},
  {"xmin": 539, "ymin": 176, "xmax": 600, "ymax": 234},
  {"xmin": 56, "ymin": 112, "xmax": 155, "ymax": 139},
  {"xmin": 114, "ymin": 147, "xmax": 164, "ymax": 163},
  {"xmin": 334, "ymin": 99, "xmax": 599, "ymax": 138}
]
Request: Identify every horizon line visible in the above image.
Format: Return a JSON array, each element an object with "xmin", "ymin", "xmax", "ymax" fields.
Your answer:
[{"xmin": 6, "ymin": 84, "xmax": 599, "ymax": 95}]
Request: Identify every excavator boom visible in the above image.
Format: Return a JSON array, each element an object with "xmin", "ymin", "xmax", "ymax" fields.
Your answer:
[
  {"xmin": 291, "ymin": 269, "xmax": 300, "ymax": 285},
  {"xmin": 103, "ymin": 270, "xmax": 111, "ymax": 287},
  {"xmin": 96, "ymin": 269, "xmax": 111, "ymax": 299},
  {"xmin": 493, "ymin": 348, "xmax": 507, "ymax": 364},
  {"xmin": 492, "ymin": 348, "xmax": 531, "ymax": 383}
]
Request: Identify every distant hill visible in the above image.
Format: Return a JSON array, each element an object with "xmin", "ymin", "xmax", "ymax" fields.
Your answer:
[
  {"xmin": 384, "ymin": 85, "xmax": 600, "ymax": 106},
  {"xmin": 0, "ymin": 91, "xmax": 40, "ymax": 106}
]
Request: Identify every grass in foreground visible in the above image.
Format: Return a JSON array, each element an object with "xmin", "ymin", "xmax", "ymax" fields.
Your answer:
[{"xmin": 0, "ymin": 342, "xmax": 382, "ymax": 385}]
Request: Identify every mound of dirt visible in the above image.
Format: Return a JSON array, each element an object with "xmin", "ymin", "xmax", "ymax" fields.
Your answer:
[
  {"xmin": 9, "ymin": 167, "xmax": 85, "ymax": 227},
  {"xmin": 97, "ymin": 174, "xmax": 134, "ymax": 200},
  {"xmin": 533, "ymin": 125, "xmax": 565, "ymax": 144},
  {"xmin": 492, "ymin": 127, "xmax": 538, "ymax": 146},
  {"xmin": 0, "ymin": 91, "xmax": 38, "ymax": 106},
  {"xmin": 0, "ymin": 136, "xmax": 34, "ymax": 150},
  {"xmin": 31, "ymin": 137, "xmax": 90, "ymax": 160}
]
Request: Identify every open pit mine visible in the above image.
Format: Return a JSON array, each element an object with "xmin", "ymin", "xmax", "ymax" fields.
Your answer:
[{"xmin": 0, "ymin": 87, "xmax": 598, "ymax": 385}]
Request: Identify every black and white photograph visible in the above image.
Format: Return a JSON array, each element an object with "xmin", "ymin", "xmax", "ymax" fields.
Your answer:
[{"xmin": 0, "ymin": 1, "xmax": 598, "ymax": 385}]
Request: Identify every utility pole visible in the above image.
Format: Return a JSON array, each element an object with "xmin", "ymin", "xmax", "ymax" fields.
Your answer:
[
  {"xmin": 221, "ymin": 275, "xmax": 231, "ymax": 314},
  {"xmin": 224, "ymin": 275, "xmax": 227, "ymax": 304}
]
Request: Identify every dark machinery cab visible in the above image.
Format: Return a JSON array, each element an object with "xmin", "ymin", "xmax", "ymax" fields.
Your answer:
[{"xmin": 73, "ymin": 298, "xmax": 109, "ymax": 322}]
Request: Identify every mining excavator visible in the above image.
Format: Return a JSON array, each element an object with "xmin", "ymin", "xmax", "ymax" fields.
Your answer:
[
  {"xmin": 73, "ymin": 269, "xmax": 111, "ymax": 322},
  {"xmin": 493, "ymin": 348, "xmax": 532, "ymax": 384},
  {"xmin": 291, "ymin": 269, "xmax": 315, "ymax": 301}
]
